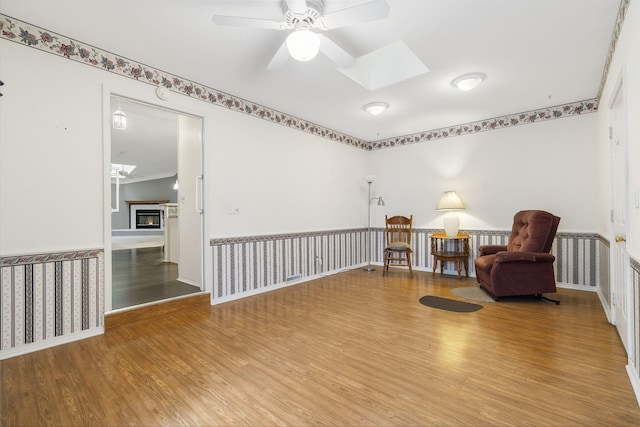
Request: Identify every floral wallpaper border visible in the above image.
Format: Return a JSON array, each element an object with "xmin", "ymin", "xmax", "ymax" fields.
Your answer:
[
  {"xmin": 598, "ymin": 0, "xmax": 630, "ymax": 100},
  {"xmin": 0, "ymin": 5, "xmax": 626, "ymax": 150},
  {"xmin": 369, "ymin": 99, "xmax": 598, "ymax": 149},
  {"xmin": 0, "ymin": 14, "xmax": 368, "ymax": 150}
]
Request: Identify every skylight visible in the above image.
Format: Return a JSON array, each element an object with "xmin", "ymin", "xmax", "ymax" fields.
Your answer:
[
  {"xmin": 337, "ymin": 40, "xmax": 429, "ymax": 91},
  {"xmin": 111, "ymin": 163, "xmax": 137, "ymax": 179}
]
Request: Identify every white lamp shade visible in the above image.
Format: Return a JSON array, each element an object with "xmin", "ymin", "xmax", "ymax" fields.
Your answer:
[
  {"xmin": 286, "ymin": 29, "xmax": 320, "ymax": 62},
  {"xmin": 436, "ymin": 191, "xmax": 465, "ymax": 211}
]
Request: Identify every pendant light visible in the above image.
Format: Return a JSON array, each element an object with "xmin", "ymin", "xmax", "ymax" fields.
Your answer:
[{"xmin": 112, "ymin": 99, "xmax": 127, "ymax": 130}]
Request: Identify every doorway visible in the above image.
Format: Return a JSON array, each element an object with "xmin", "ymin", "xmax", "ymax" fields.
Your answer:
[{"xmin": 109, "ymin": 95, "xmax": 204, "ymax": 310}]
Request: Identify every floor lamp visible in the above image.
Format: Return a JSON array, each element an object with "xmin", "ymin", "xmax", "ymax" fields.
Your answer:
[{"xmin": 364, "ymin": 175, "xmax": 385, "ymax": 272}]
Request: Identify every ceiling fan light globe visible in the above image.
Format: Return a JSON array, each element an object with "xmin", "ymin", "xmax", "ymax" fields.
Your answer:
[{"xmin": 286, "ymin": 29, "xmax": 320, "ymax": 62}]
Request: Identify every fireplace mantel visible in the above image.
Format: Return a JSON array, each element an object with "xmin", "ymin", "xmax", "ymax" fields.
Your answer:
[{"xmin": 126, "ymin": 200, "xmax": 170, "ymax": 205}]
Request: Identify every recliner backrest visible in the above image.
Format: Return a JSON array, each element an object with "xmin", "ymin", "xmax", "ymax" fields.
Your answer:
[{"xmin": 507, "ymin": 210, "xmax": 560, "ymax": 253}]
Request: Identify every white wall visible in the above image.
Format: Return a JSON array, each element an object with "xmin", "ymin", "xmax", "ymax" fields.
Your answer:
[
  {"xmin": 0, "ymin": 40, "xmax": 106, "ymax": 255},
  {"xmin": 597, "ymin": 0, "xmax": 640, "ymax": 260},
  {"xmin": 0, "ymin": 32, "xmax": 602, "ymax": 259},
  {"xmin": 207, "ymin": 106, "xmax": 368, "ymax": 237},
  {"xmin": 368, "ymin": 114, "xmax": 599, "ymax": 232},
  {"xmin": 0, "ymin": 37, "xmax": 369, "ymax": 257}
]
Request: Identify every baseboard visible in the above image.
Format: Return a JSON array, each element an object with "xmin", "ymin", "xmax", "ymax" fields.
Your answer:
[
  {"xmin": 177, "ymin": 276, "xmax": 201, "ymax": 287},
  {"xmin": 0, "ymin": 328, "xmax": 104, "ymax": 360},
  {"xmin": 211, "ymin": 266, "xmax": 354, "ymax": 305},
  {"xmin": 105, "ymin": 292, "xmax": 210, "ymax": 329},
  {"xmin": 626, "ymin": 363, "xmax": 640, "ymax": 408},
  {"xmin": 555, "ymin": 282, "xmax": 598, "ymax": 292},
  {"xmin": 597, "ymin": 289, "xmax": 613, "ymax": 323}
]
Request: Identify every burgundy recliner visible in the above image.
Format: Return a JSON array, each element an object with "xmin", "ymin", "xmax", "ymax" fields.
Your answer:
[{"xmin": 475, "ymin": 210, "xmax": 561, "ymax": 303}]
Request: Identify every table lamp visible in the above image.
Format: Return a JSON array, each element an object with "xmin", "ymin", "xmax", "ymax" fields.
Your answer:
[{"xmin": 436, "ymin": 191, "xmax": 465, "ymax": 237}]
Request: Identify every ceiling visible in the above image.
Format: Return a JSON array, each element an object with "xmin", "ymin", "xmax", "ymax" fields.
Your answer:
[
  {"xmin": 110, "ymin": 96, "xmax": 178, "ymax": 184},
  {"xmin": 3, "ymin": 0, "xmax": 621, "ymax": 143}
]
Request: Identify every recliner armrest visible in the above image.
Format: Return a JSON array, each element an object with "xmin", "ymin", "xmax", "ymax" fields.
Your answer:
[
  {"xmin": 478, "ymin": 245, "xmax": 507, "ymax": 256},
  {"xmin": 495, "ymin": 251, "xmax": 555, "ymax": 263}
]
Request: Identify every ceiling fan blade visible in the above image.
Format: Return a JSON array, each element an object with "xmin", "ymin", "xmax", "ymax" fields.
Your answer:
[
  {"xmin": 318, "ymin": 34, "xmax": 356, "ymax": 69},
  {"xmin": 213, "ymin": 15, "xmax": 286, "ymax": 30},
  {"xmin": 266, "ymin": 41, "xmax": 290, "ymax": 71},
  {"xmin": 319, "ymin": 0, "xmax": 389, "ymax": 30},
  {"xmin": 285, "ymin": 0, "xmax": 308, "ymax": 15}
]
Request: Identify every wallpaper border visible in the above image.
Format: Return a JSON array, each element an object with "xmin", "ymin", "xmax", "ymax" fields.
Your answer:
[
  {"xmin": 369, "ymin": 99, "xmax": 598, "ymax": 149},
  {"xmin": 0, "ymin": 249, "xmax": 104, "ymax": 267},
  {"xmin": 0, "ymin": 12, "xmax": 616, "ymax": 150},
  {"xmin": 598, "ymin": 0, "xmax": 631, "ymax": 100},
  {"xmin": 0, "ymin": 14, "xmax": 368, "ymax": 150},
  {"xmin": 211, "ymin": 229, "xmax": 600, "ymax": 246}
]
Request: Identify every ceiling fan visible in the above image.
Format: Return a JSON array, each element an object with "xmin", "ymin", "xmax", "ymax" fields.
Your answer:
[{"xmin": 212, "ymin": 0, "xmax": 389, "ymax": 70}]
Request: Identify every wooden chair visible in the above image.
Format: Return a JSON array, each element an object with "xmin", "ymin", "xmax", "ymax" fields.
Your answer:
[{"xmin": 383, "ymin": 215, "xmax": 413, "ymax": 277}]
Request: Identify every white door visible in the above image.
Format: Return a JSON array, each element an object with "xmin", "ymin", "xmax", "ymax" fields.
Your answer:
[
  {"xmin": 610, "ymin": 76, "xmax": 631, "ymax": 355},
  {"xmin": 177, "ymin": 115, "xmax": 204, "ymax": 288}
]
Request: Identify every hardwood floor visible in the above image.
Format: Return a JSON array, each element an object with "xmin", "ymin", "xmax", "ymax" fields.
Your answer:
[
  {"xmin": 112, "ymin": 246, "xmax": 200, "ymax": 310},
  {"xmin": 3, "ymin": 268, "xmax": 640, "ymax": 426}
]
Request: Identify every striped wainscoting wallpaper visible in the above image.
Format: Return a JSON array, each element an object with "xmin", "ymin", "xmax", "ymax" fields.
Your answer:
[
  {"xmin": 0, "ymin": 250, "xmax": 104, "ymax": 358},
  {"xmin": 598, "ymin": 236, "xmax": 611, "ymax": 307},
  {"xmin": 211, "ymin": 229, "xmax": 368, "ymax": 301},
  {"xmin": 211, "ymin": 229, "xmax": 604, "ymax": 301}
]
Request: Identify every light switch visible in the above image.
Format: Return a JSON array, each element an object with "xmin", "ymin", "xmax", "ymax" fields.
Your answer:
[{"xmin": 228, "ymin": 207, "xmax": 240, "ymax": 214}]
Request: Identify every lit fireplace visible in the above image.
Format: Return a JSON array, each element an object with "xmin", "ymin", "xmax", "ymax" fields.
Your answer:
[
  {"xmin": 135, "ymin": 210, "xmax": 161, "ymax": 229},
  {"xmin": 127, "ymin": 202, "xmax": 167, "ymax": 230}
]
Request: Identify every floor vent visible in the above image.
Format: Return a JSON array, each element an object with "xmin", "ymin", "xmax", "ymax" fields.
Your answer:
[{"xmin": 286, "ymin": 274, "xmax": 302, "ymax": 283}]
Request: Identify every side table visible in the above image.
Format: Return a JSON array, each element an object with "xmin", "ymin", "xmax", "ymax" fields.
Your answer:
[{"xmin": 430, "ymin": 232, "xmax": 470, "ymax": 280}]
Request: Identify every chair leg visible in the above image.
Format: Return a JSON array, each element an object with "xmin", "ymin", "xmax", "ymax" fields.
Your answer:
[
  {"xmin": 382, "ymin": 251, "xmax": 387, "ymax": 276},
  {"xmin": 407, "ymin": 253, "xmax": 413, "ymax": 277}
]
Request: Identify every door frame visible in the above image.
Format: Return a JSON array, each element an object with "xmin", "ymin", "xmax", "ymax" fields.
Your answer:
[{"xmin": 102, "ymin": 84, "xmax": 209, "ymax": 313}]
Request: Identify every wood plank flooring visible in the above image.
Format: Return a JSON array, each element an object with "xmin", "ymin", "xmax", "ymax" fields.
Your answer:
[
  {"xmin": 112, "ymin": 246, "xmax": 200, "ymax": 310},
  {"xmin": 3, "ymin": 268, "xmax": 640, "ymax": 426}
]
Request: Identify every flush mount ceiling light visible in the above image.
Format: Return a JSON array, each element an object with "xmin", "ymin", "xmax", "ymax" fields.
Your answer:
[
  {"xmin": 451, "ymin": 73, "xmax": 485, "ymax": 91},
  {"xmin": 286, "ymin": 28, "xmax": 320, "ymax": 62},
  {"xmin": 363, "ymin": 102, "xmax": 389, "ymax": 116}
]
